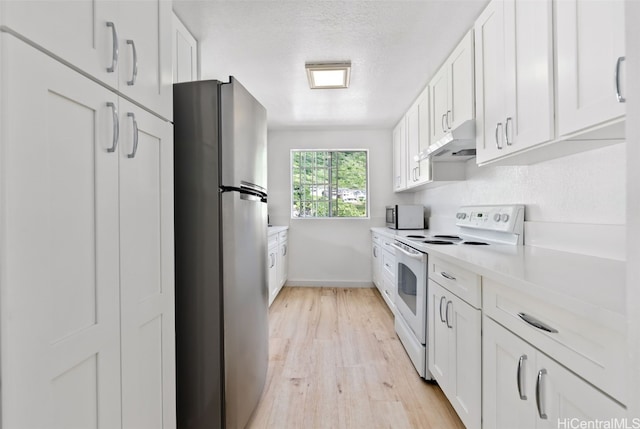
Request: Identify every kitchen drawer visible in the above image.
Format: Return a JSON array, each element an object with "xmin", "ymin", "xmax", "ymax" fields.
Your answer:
[
  {"xmin": 371, "ymin": 231, "xmax": 381, "ymax": 244},
  {"xmin": 278, "ymin": 230, "xmax": 288, "ymax": 242},
  {"xmin": 268, "ymin": 234, "xmax": 278, "ymax": 248},
  {"xmin": 382, "ymin": 249, "xmax": 396, "ymax": 280},
  {"xmin": 483, "ymin": 278, "xmax": 626, "ymax": 405},
  {"xmin": 428, "ymin": 257, "xmax": 481, "ymax": 308}
]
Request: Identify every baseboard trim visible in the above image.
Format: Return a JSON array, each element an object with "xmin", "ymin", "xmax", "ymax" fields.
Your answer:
[{"xmin": 285, "ymin": 280, "xmax": 375, "ymax": 288}]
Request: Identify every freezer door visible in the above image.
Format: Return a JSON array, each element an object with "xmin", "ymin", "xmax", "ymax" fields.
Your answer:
[
  {"xmin": 220, "ymin": 77, "xmax": 268, "ymax": 190},
  {"xmin": 221, "ymin": 190, "xmax": 269, "ymax": 429}
]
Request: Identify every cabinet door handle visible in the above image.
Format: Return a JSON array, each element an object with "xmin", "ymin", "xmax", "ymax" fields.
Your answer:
[
  {"xmin": 126, "ymin": 40, "xmax": 138, "ymax": 86},
  {"xmin": 269, "ymin": 253, "xmax": 275, "ymax": 268},
  {"xmin": 126, "ymin": 112, "xmax": 139, "ymax": 158},
  {"xmin": 106, "ymin": 22, "xmax": 119, "ymax": 73},
  {"xmin": 439, "ymin": 296, "xmax": 446, "ymax": 323},
  {"xmin": 373, "ymin": 246, "xmax": 378, "ymax": 258},
  {"xmin": 517, "ymin": 354, "xmax": 528, "ymax": 400},
  {"xmin": 440, "ymin": 271, "xmax": 456, "ymax": 281},
  {"xmin": 106, "ymin": 102, "xmax": 119, "ymax": 153},
  {"xmin": 518, "ymin": 312, "xmax": 558, "ymax": 333},
  {"xmin": 445, "ymin": 300, "xmax": 453, "ymax": 329},
  {"xmin": 495, "ymin": 122, "xmax": 503, "ymax": 149},
  {"xmin": 282, "ymin": 244, "xmax": 287, "ymax": 256},
  {"xmin": 446, "ymin": 110, "xmax": 452, "ymax": 130},
  {"xmin": 441, "ymin": 113, "xmax": 447, "ymax": 133},
  {"xmin": 536, "ymin": 369, "xmax": 548, "ymax": 419},
  {"xmin": 616, "ymin": 56, "xmax": 626, "ymax": 103},
  {"xmin": 505, "ymin": 117, "xmax": 513, "ymax": 146}
]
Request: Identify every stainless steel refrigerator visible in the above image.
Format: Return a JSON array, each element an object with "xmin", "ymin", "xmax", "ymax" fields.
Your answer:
[{"xmin": 173, "ymin": 77, "xmax": 269, "ymax": 429}]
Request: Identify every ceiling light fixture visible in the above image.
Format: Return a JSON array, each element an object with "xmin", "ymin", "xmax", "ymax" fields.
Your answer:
[{"xmin": 305, "ymin": 62, "xmax": 351, "ymax": 89}]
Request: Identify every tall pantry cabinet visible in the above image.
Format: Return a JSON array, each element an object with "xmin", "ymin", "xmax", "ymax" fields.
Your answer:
[{"xmin": 0, "ymin": 1, "xmax": 176, "ymax": 428}]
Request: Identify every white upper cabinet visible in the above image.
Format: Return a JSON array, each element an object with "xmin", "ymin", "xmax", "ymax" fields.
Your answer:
[
  {"xmin": 406, "ymin": 87, "xmax": 431, "ymax": 186},
  {"xmin": 393, "ymin": 119, "xmax": 407, "ymax": 191},
  {"xmin": 429, "ymin": 30, "xmax": 475, "ymax": 145},
  {"xmin": 0, "ymin": 0, "xmax": 173, "ymax": 120},
  {"xmin": 555, "ymin": 0, "xmax": 625, "ymax": 138},
  {"xmin": 172, "ymin": 13, "xmax": 199, "ymax": 83},
  {"xmin": 475, "ymin": 0, "xmax": 554, "ymax": 165}
]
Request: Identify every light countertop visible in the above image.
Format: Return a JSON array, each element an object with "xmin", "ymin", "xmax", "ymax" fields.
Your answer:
[{"xmin": 371, "ymin": 227, "xmax": 625, "ymax": 330}]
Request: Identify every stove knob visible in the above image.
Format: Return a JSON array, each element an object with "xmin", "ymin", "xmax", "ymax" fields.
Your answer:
[
  {"xmin": 502, "ymin": 214, "xmax": 510, "ymax": 222},
  {"xmin": 494, "ymin": 213, "xmax": 501, "ymax": 222}
]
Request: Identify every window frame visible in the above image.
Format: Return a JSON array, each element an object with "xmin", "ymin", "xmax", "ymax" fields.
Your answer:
[{"xmin": 289, "ymin": 149, "xmax": 370, "ymax": 220}]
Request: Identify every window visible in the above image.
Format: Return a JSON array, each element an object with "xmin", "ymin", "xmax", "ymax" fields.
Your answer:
[{"xmin": 291, "ymin": 150, "xmax": 368, "ymax": 218}]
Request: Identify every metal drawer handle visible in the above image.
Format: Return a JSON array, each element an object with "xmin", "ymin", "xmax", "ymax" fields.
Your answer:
[
  {"xmin": 446, "ymin": 110, "xmax": 452, "ymax": 130},
  {"xmin": 440, "ymin": 271, "xmax": 456, "ymax": 281},
  {"xmin": 106, "ymin": 22, "xmax": 118, "ymax": 73},
  {"xmin": 106, "ymin": 102, "xmax": 119, "ymax": 153},
  {"xmin": 495, "ymin": 122, "xmax": 503, "ymax": 149},
  {"xmin": 126, "ymin": 40, "xmax": 138, "ymax": 86},
  {"xmin": 126, "ymin": 112, "xmax": 139, "ymax": 158},
  {"xmin": 282, "ymin": 244, "xmax": 287, "ymax": 256},
  {"xmin": 439, "ymin": 296, "xmax": 446, "ymax": 323},
  {"xmin": 517, "ymin": 354, "xmax": 527, "ymax": 400},
  {"xmin": 518, "ymin": 312, "xmax": 558, "ymax": 333},
  {"xmin": 373, "ymin": 247, "xmax": 378, "ymax": 258},
  {"xmin": 616, "ymin": 56, "xmax": 626, "ymax": 103},
  {"xmin": 536, "ymin": 369, "xmax": 548, "ymax": 419},
  {"xmin": 441, "ymin": 113, "xmax": 447, "ymax": 133},
  {"xmin": 445, "ymin": 300, "xmax": 453, "ymax": 329}
]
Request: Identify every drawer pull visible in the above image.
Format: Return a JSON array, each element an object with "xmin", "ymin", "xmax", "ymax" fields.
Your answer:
[
  {"xmin": 439, "ymin": 296, "xmax": 446, "ymax": 323},
  {"xmin": 536, "ymin": 369, "xmax": 548, "ymax": 419},
  {"xmin": 518, "ymin": 312, "xmax": 558, "ymax": 333},
  {"xmin": 517, "ymin": 354, "xmax": 527, "ymax": 400},
  {"xmin": 445, "ymin": 300, "xmax": 453, "ymax": 329},
  {"xmin": 441, "ymin": 271, "xmax": 456, "ymax": 281}
]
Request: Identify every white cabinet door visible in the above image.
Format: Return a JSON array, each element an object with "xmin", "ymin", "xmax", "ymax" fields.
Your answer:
[
  {"xmin": 428, "ymin": 282, "xmax": 450, "ymax": 389},
  {"xmin": 0, "ymin": 35, "xmax": 121, "ymax": 428},
  {"xmin": 392, "ymin": 119, "xmax": 407, "ymax": 191},
  {"xmin": 372, "ymin": 239, "xmax": 381, "ymax": 289},
  {"xmin": 474, "ymin": 0, "xmax": 506, "ymax": 164},
  {"xmin": 277, "ymin": 237, "xmax": 288, "ymax": 288},
  {"xmin": 119, "ymin": 99, "xmax": 176, "ymax": 429},
  {"xmin": 555, "ymin": 0, "xmax": 625, "ymax": 137},
  {"xmin": 537, "ymin": 353, "xmax": 626, "ymax": 429},
  {"xmin": 483, "ymin": 317, "xmax": 537, "ymax": 429},
  {"xmin": 448, "ymin": 292, "xmax": 481, "ymax": 429},
  {"xmin": 118, "ymin": 0, "xmax": 173, "ymax": 120},
  {"xmin": 1, "ymin": 0, "xmax": 119, "ymax": 88},
  {"xmin": 430, "ymin": 65, "xmax": 449, "ymax": 144},
  {"xmin": 268, "ymin": 245, "xmax": 278, "ymax": 306},
  {"xmin": 406, "ymin": 88, "xmax": 431, "ymax": 186},
  {"xmin": 448, "ymin": 30, "xmax": 475, "ymax": 131},
  {"xmin": 172, "ymin": 13, "xmax": 198, "ymax": 83},
  {"xmin": 503, "ymin": 0, "xmax": 554, "ymax": 151}
]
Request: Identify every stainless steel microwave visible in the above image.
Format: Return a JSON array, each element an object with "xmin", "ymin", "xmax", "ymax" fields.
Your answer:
[{"xmin": 385, "ymin": 205, "xmax": 424, "ymax": 229}]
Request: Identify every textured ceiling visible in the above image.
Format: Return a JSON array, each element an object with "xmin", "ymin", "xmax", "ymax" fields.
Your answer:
[{"xmin": 172, "ymin": 0, "xmax": 489, "ymax": 129}]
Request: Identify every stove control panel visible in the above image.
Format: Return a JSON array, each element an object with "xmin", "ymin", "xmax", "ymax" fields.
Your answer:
[{"xmin": 455, "ymin": 205, "xmax": 525, "ymax": 233}]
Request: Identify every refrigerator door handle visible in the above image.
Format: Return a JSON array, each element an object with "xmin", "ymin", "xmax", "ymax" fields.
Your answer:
[{"xmin": 221, "ymin": 185, "xmax": 267, "ymax": 202}]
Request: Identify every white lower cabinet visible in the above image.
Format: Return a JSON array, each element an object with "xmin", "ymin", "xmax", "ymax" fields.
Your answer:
[
  {"xmin": 0, "ymin": 34, "xmax": 175, "ymax": 428},
  {"xmin": 428, "ymin": 281, "xmax": 481, "ymax": 429},
  {"xmin": 268, "ymin": 229, "xmax": 289, "ymax": 306},
  {"xmin": 371, "ymin": 232, "xmax": 383, "ymax": 290},
  {"xmin": 380, "ymin": 238, "xmax": 397, "ymax": 313},
  {"xmin": 483, "ymin": 317, "xmax": 626, "ymax": 429}
]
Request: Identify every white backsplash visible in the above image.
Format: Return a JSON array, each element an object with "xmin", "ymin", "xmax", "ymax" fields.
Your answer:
[{"xmin": 414, "ymin": 142, "xmax": 626, "ymax": 259}]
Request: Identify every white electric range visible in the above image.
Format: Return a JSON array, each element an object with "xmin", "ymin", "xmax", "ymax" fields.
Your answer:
[{"xmin": 392, "ymin": 205, "xmax": 525, "ymax": 379}]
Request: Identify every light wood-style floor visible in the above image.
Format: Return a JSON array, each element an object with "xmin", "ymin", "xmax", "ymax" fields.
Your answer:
[{"xmin": 246, "ymin": 287, "xmax": 465, "ymax": 429}]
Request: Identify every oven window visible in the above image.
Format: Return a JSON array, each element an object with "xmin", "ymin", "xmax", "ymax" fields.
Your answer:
[{"xmin": 397, "ymin": 262, "xmax": 417, "ymax": 314}]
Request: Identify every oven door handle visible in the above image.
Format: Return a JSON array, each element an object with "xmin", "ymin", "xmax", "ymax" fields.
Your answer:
[{"xmin": 390, "ymin": 243, "xmax": 424, "ymax": 260}]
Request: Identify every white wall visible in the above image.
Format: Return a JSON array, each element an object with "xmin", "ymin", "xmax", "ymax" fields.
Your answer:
[
  {"xmin": 267, "ymin": 129, "xmax": 412, "ymax": 287},
  {"xmin": 413, "ymin": 143, "xmax": 626, "ymax": 259}
]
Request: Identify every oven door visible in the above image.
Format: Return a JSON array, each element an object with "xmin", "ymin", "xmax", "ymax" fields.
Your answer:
[{"xmin": 393, "ymin": 242, "xmax": 427, "ymax": 343}]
